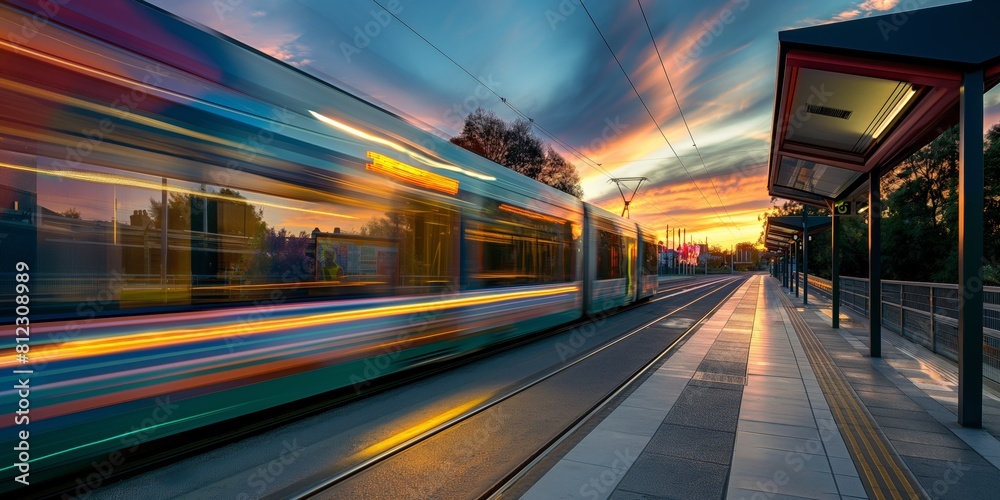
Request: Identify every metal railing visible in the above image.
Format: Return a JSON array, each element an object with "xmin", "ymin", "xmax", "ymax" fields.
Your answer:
[{"xmin": 790, "ymin": 273, "xmax": 1000, "ymax": 384}]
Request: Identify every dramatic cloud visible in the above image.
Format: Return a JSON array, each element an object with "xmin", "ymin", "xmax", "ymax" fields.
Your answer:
[
  {"xmin": 148, "ymin": 0, "xmax": 974, "ymax": 247},
  {"xmin": 858, "ymin": 0, "xmax": 901, "ymax": 10},
  {"xmin": 833, "ymin": 9, "xmax": 862, "ymax": 21}
]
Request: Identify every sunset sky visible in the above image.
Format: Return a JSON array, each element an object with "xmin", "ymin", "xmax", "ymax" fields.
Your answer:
[{"xmin": 148, "ymin": 0, "xmax": 1000, "ymax": 249}]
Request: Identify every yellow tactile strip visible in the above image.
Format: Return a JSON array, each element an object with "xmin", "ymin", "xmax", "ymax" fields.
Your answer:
[{"xmin": 775, "ymin": 286, "xmax": 926, "ymax": 500}]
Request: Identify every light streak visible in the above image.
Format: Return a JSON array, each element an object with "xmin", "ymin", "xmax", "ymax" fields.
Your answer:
[
  {"xmin": 3, "ymin": 286, "xmax": 579, "ymax": 367},
  {"xmin": 0, "ymin": 160, "xmax": 356, "ymax": 220},
  {"xmin": 309, "ymin": 110, "xmax": 495, "ymax": 181},
  {"xmin": 367, "ymin": 151, "xmax": 459, "ymax": 195}
]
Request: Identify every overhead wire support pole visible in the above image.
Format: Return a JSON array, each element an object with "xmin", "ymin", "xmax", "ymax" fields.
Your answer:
[{"xmin": 609, "ymin": 177, "xmax": 648, "ymax": 218}]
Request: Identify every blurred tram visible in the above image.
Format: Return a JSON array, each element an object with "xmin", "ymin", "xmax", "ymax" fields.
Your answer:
[{"xmin": 0, "ymin": 0, "xmax": 659, "ymax": 488}]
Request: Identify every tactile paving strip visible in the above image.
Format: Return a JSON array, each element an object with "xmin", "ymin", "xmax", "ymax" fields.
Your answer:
[{"xmin": 776, "ymin": 287, "xmax": 925, "ymax": 500}]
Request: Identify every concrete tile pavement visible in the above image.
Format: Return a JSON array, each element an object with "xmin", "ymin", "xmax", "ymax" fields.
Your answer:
[{"xmin": 519, "ymin": 275, "xmax": 1000, "ymax": 499}]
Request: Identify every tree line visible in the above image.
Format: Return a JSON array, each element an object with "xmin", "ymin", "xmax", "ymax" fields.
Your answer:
[
  {"xmin": 450, "ymin": 108, "xmax": 584, "ymax": 198},
  {"xmin": 758, "ymin": 124, "xmax": 1000, "ymax": 285}
]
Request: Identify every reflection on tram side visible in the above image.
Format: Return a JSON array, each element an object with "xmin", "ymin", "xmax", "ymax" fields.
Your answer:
[{"xmin": 0, "ymin": 0, "xmax": 659, "ymax": 492}]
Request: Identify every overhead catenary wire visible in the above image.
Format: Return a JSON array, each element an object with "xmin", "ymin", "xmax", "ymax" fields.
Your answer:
[
  {"xmin": 637, "ymin": 0, "xmax": 742, "ymax": 236},
  {"xmin": 598, "ymin": 152, "xmax": 770, "ymax": 165},
  {"xmin": 366, "ymin": 0, "xmax": 611, "ymax": 183},
  {"xmin": 367, "ymin": 0, "xmax": 697, "ymax": 232},
  {"xmin": 577, "ymin": 0, "xmax": 736, "ymax": 239}
]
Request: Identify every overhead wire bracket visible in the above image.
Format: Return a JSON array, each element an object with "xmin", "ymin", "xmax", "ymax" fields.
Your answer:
[{"xmin": 609, "ymin": 177, "xmax": 648, "ymax": 218}]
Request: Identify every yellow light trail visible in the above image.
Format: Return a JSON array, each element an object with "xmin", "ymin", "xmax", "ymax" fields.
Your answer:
[
  {"xmin": 498, "ymin": 203, "xmax": 567, "ymax": 224},
  {"xmin": 367, "ymin": 151, "xmax": 459, "ymax": 195},
  {"xmin": 309, "ymin": 110, "xmax": 496, "ymax": 181},
  {"xmin": 356, "ymin": 396, "xmax": 488, "ymax": 459},
  {"xmin": 0, "ymin": 161, "xmax": 357, "ymax": 220},
  {"xmin": 0, "ymin": 75, "xmax": 238, "ymax": 150},
  {"xmin": 4, "ymin": 286, "xmax": 578, "ymax": 367}
]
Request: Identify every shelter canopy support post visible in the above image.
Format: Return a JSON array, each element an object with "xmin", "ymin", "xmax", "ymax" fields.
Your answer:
[
  {"xmin": 831, "ymin": 205, "xmax": 841, "ymax": 329},
  {"xmin": 958, "ymin": 67, "xmax": 984, "ymax": 428},
  {"xmin": 869, "ymin": 169, "xmax": 881, "ymax": 358},
  {"xmin": 802, "ymin": 206, "xmax": 809, "ymax": 305},
  {"xmin": 764, "ymin": 0, "xmax": 1000, "ymax": 427}
]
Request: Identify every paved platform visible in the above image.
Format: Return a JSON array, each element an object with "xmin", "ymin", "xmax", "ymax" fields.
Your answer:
[{"xmin": 519, "ymin": 274, "xmax": 1000, "ymax": 499}]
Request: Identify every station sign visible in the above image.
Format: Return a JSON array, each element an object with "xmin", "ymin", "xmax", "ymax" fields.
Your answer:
[{"xmin": 834, "ymin": 200, "xmax": 852, "ymax": 216}]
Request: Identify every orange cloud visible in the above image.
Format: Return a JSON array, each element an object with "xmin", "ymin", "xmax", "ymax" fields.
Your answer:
[
  {"xmin": 800, "ymin": 0, "xmax": 903, "ymax": 27},
  {"xmin": 590, "ymin": 166, "xmax": 771, "ymax": 248},
  {"xmin": 858, "ymin": 0, "xmax": 900, "ymax": 11},
  {"xmin": 570, "ymin": 6, "xmax": 774, "ymax": 243},
  {"xmin": 834, "ymin": 9, "xmax": 862, "ymax": 21}
]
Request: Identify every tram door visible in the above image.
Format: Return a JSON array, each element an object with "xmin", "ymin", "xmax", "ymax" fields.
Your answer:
[{"xmin": 625, "ymin": 235, "xmax": 637, "ymax": 303}]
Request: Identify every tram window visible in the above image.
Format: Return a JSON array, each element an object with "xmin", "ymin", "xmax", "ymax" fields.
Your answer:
[
  {"xmin": 643, "ymin": 242, "xmax": 657, "ymax": 275},
  {"xmin": 464, "ymin": 201, "xmax": 575, "ymax": 289},
  {"xmin": 0, "ymin": 156, "xmax": 457, "ymax": 319},
  {"xmin": 597, "ymin": 229, "xmax": 623, "ymax": 280},
  {"xmin": 358, "ymin": 206, "xmax": 455, "ymax": 292}
]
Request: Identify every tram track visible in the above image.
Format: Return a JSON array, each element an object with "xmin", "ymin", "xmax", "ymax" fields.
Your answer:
[
  {"xmin": 285, "ymin": 276, "xmax": 746, "ymax": 499},
  {"xmin": 76, "ymin": 276, "xmax": 743, "ymax": 499},
  {"xmin": 26, "ymin": 278, "xmax": 708, "ymax": 498}
]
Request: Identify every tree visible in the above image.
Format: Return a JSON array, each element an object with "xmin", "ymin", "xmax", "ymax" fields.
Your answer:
[
  {"xmin": 755, "ymin": 122, "xmax": 1000, "ymax": 285},
  {"xmin": 882, "ymin": 127, "xmax": 957, "ymax": 282},
  {"xmin": 243, "ymin": 228, "xmax": 311, "ymax": 282},
  {"xmin": 983, "ymin": 124, "xmax": 1000, "ymax": 284},
  {"xmin": 757, "ymin": 200, "xmax": 867, "ymax": 280},
  {"xmin": 539, "ymin": 146, "xmax": 583, "ymax": 198},
  {"xmin": 934, "ymin": 123, "xmax": 1000, "ymax": 284},
  {"xmin": 502, "ymin": 118, "xmax": 544, "ymax": 179},
  {"xmin": 149, "ymin": 192, "xmax": 194, "ymax": 230},
  {"xmin": 360, "ymin": 211, "xmax": 411, "ymax": 238},
  {"xmin": 451, "ymin": 108, "xmax": 583, "ymax": 198},
  {"xmin": 149, "ymin": 188, "xmax": 264, "ymax": 236},
  {"xmin": 450, "ymin": 108, "xmax": 508, "ymax": 163},
  {"xmin": 149, "ymin": 188, "xmax": 269, "ymax": 281},
  {"xmin": 60, "ymin": 207, "xmax": 81, "ymax": 219}
]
